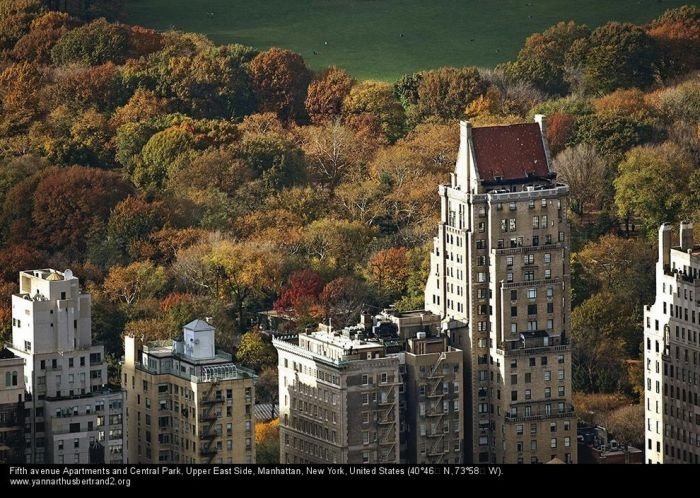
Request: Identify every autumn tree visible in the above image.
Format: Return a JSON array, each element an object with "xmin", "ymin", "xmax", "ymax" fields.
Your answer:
[
  {"xmin": 274, "ymin": 269, "xmax": 324, "ymax": 327},
  {"xmin": 0, "ymin": 0, "xmax": 42, "ymax": 51},
  {"xmin": 11, "ymin": 11, "xmax": 81, "ymax": 63},
  {"xmin": 0, "ymin": 154, "xmax": 48, "ymax": 208},
  {"xmin": 105, "ymin": 196, "xmax": 166, "ymax": 264},
  {"xmin": 342, "ymin": 81, "xmax": 405, "ymax": 142},
  {"xmin": 123, "ymin": 317, "xmax": 173, "ymax": 343},
  {"xmin": 648, "ymin": 5, "xmax": 700, "ymax": 79},
  {"xmin": 367, "ymin": 247, "xmax": 409, "ymax": 302},
  {"xmin": 111, "ymin": 88, "xmax": 170, "ymax": 129},
  {"xmin": 305, "ymin": 66, "xmax": 353, "ymax": 123},
  {"xmin": 255, "ymin": 418, "xmax": 280, "ymax": 464},
  {"xmin": 103, "ymin": 260, "xmax": 168, "ymax": 306},
  {"xmin": 413, "ymin": 66, "xmax": 486, "ymax": 121},
  {"xmin": 554, "ymin": 144, "xmax": 606, "ymax": 215},
  {"xmin": 506, "ymin": 21, "xmax": 590, "ymax": 95},
  {"xmin": 31, "ymin": 166, "xmax": 132, "ymax": 257},
  {"xmin": 249, "ymin": 47, "xmax": 311, "ymax": 122},
  {"xmin": 303, "ymin": 218, "xmax": 377, "ymax": 273},
  {"xmin": 236, "ymin": 331, "xmax": 277, "ymax": 372},
  {"xmin": 51, "ymin": 18, "xmax": 129, "ymax": 66},
  {"xmin": 606, "ymin": 404, "xmax": 644, "ymax": 448},
  {"xmin": 0, "ymin": 62, "xmax": 44, "ymax": 136},
  {"xmin": 572, "ymin": 111, "xmax": 655, "ymax": 163},
  {"xmin": 394, "ymin": 244, "xmax": 431, "ymax": 311},
  {"xmin": 545, "ymin": 112, "xmax": 575, "ymax": 156},
  {"xmin": 319, "ymin": 276, "xmax": 368, "ymax": 329},
  {"xmin": 49, "ymin": 62, "xmax": 126, "ymax": 113},
  {"xmin": 298, "ymin": 120, "xmax": 374, "ymax": 192},
  {"xmin": 0, "ymin": 244, "xmax": 45, "ymax": 282},
  {"xmin": 614, "ymin": 143, "xmax": 694, "ymax": 233},
  {"xmin": 204, "ymin": 239, "xmax": 284, "ymax": 330}
]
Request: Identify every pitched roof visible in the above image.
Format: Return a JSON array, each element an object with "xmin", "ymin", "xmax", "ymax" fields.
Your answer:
[
  {"xmin": 471, "ymin": 122, "xmax": 549, "ymax": 182},
  {"xmin": 184, "ymin": 319, "xmax": 212, "ymax": 332},
  {"xmin": 0, "ymin": 348, "xmax": 17, "ymax": 360}
]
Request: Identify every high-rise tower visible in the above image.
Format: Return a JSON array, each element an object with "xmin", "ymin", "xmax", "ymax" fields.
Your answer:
[{"xmin": 424, "ymin": 118, "xmax": 576, "ymax": 464}]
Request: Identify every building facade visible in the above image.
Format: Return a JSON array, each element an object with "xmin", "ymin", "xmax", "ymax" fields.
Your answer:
[
  {"xmin": 403, "ymin": 334, "xmax": 464, "ymax": 463},
  {"xmin": 0, "ymin": 348, "xmax": 24, "ymax": 463},
  {"xmin": 7, "ymin": 269, "xmax": 125, "ymax": 464},
  {"xmin": 424, "ymin": 118, "xmax": 576, "ymax": 464},
  {"xmin": 122, "ymin": 319, "xmax": 256, "ymax": 464},
  {"xmin": 274, "ymin": 327, "xmax": 401, "ymax": 464},
  {"xmin": 645, "ymin": 222, "xmax": 700, "ymax": 464}
]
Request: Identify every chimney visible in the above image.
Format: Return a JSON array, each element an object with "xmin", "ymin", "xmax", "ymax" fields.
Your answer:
[
  {"xmin": 659, "ymin": 223, "xmax": 672, "ymax": 270},
  {"xmin": 534, "ymin": 114, "xmax": 554, "ymax": 172},
  {"xmin": 680, "ymin": 221, "xmax": 694, "ymax": 252},
  {"xmin": 455, "ymin": 120, "xmax": 472, "ymax": 188}
]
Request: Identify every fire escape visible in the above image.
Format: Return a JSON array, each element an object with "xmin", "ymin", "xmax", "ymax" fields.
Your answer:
[
  {"xmin": 425, "ymin": 352, "xmax": 447, "ymax": 463},
  {"xmin": 198, "ymin": 381, "xmax": 221, "ymax": 463},
  {"xmin": 376, "ymin": 375, "xmax": 400, "ymax": 463}
]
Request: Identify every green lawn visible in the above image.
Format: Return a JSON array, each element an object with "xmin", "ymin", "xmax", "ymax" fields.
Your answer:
[{"xmin": 126, "ymin": 0, "xmax": 696, "ymax": 81}]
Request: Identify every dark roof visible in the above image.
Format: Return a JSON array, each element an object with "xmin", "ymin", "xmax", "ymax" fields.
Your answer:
[
  {"xmin": 0, "ymin": 348, "xmax": 17, "ymax": 360},
  {"xmin": 254, "ymin": 403, "xmax": 278, "ymax": 422},
  {"xmin": 471, "ymin": 123, "xmax": 549, "ymax": 182}
]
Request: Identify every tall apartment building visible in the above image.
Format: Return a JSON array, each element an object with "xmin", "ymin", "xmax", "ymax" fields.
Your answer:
[
  {"xmin": 274, "ymin": 327, "xmax": 401, "ymax": 464},
  {"xmin": 424, "ymin": 118, "xmax": 576, "ymax": 464},
  {"xmin": 7, "ymin": 269, "xmax": 125, "ymax": 464},
  {"xmin": 122, "ymin": 319, "xmax": 256, "ymax": 464},
  {"xmin": 0, "ymin": 348, "xmax": 24, "ymax": 463},
  {"xmin": 645, "ymin": 222, "xmax": 700, "ymax": 464}
]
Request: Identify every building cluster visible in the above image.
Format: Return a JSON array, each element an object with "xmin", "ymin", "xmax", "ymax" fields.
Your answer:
[
  {"xmin": 0, "ymin": 269, "xmax": 256, "ymax": 464},
  {"xmin": 274, "ymin": 117, "xmax": 577, "ymax": 464},
  {"xmin": 0, "ymin": 117, "xmax": 694, "ymax": 465}
]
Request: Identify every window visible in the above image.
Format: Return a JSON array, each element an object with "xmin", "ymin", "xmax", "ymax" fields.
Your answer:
[
  {"xmin": 527, "ymin": 320, "xmax": 537, "ymax": 331},
  {"xmin": 509, "ymin": 218, "xmax": 516, "ymax": 231},
  {"xmin": 510, "ymin": 289, "xmax": 517, "ymax": 300},
  {"xmin": 541, "ymin": 198, "xmax": 547, "ymax": 208},
  {"xmin": 527, "ymin": 288, "xmax": 536, "ymax": 299},
  {"xmin": 511, "ymin": 374, "xmax": 517, "ymax": 384},
  {"xmin": 544, "ymin": 371, "xmax": 551, "ymax": 381},
  {"xmin": 551, "ymin": 438, "xmax": 557, "ymax": 448},
  {"xmin": 528, "ymin": 304, "xmax": 537, "ymax": 315},
  {"xmin": 506, "ymin": 256, "xmax": 514, "ymax": 267},
  {"xmin": 511, "ymin": 391, "xmax": 518, "ymax": 401},
  {"xmin": 558, "ymin": 369, "xmax": 565, "ymax": 380},
  {"xmin": 511, "ymin": 306, "xmax": 518, "ymax": 317},
  {"xmin": 547, "ymin": 303, "xmax": 554, "ymax": 313},
  {"xmin": 506, "ymin": 272, "xmax": 513, "ymax": 283},
  {"xmin": 524, "ymin": 373, "xmax": 531, "ymax": 383},
  {"xmin": 525, "ymin": 271, "xmax": 534, "ymax": 281},
  {"xmin": 544, "ymin": 253, "xmax": 551, "ymax": 264},
  {"xmin": 541, "ymin": 356, "xmax": 548, "ymax": 366},
  {"xmin": 532, "ymin": 216, "xmax": 539, "ymax": 229},
  {"xmin": 546, "ymin": 319, "xmax": 553, "ymax": 329},
  {"xmin": 542, "ymin": 215, "xmax": 548, "ymax": 227},
  {"xmin": 524, "ymin": 254, "xmax": 534, "ymax": 265},
  {"xmin": 564, "ymin": 437, "xmax": 571, "ymax": 447},
  {"xmin": 516, "ymin": 424, "xmax": 523, "ymax": 435},
  {"xmin": 544, "ymin": 387, "xmax": 551, "ymax": 398},
  {"xmin": 546, "ymin": 287, "xmax": 553, "ymax": 298},
  {"xmin": 525, "ymin": 389, "xmax": 531, "ymax": 400},
  {"xmin": 544, "ymin": 269, "xmax": 552, "ymax": 279},
  {"xmin": 478, "ymin": 222, "xmax": 485, "ymax": 232},
  {"xmin": 362, "ymin": 375, "xmax": 368, "ymax": 385}
]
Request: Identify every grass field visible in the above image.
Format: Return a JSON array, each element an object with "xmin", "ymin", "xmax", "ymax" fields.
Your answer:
[{"xmin": 126, "ymin": 0, "xmax": 696, "ymax": 81}]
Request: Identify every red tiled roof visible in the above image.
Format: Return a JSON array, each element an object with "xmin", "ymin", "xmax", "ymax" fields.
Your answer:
[{"xmin": 471, "ymin": 123, "xmax": 549, "ymax": 182}]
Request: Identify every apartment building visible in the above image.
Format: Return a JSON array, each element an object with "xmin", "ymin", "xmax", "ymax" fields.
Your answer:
[
  {"xmin": 424, "ymin": 118, "xmax": 576, "ymax": 464},
  {"xmin": 7, "ymin": 269, "xmax": 125, "ymax": 464},
  {"xmin": 274, "ymin": 326, "xmax": 401, "ymax": 464},
  {"xmin": 645, "ymin": 222, "xmax": 700, "ymax": 463},
  {"xmin": 122, "ymin": 319, "xmax": 256, "ymax": 464},
  {"xmin": 0, "ymin": 348, "xmax": 24, "ymax": 463}
]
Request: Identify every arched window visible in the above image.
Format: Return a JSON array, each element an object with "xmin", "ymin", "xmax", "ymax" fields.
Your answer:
[
  {"xmin": 4, "ymin": 371, "xmax": 10, "ymax": 387},
  {"xmin": 11, "ymin": 370, "xmax": 18, "ymax": 386}
]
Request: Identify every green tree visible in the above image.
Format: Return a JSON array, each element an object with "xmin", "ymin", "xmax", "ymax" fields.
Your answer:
[
  {"xmin": 343, "ymin": 81, "xmax": 405, "ymax": 142},
  {"xmin": 236, "ymin": 331, "xmax": 277, "ymax": 372},
  {"xmin": 51, "ymin": 18, "xmax": 129, "ymax": 66},
  {"xmin": 574, "ymin": 22, "xmax": 659, "ymax": 94},
  {"xmin": 571, "ymin": 292, "xmax": 635, "ymax": 392},
  {"xmin": 614, "ymin": 143, "xmax": 694, "ymax": 233}
]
